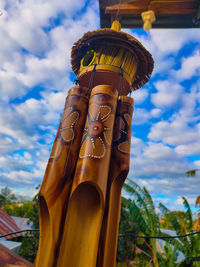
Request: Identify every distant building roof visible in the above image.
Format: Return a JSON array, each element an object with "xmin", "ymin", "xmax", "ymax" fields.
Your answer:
[
  {"xmin": 0, "ymin": 209, "xmax": 21, "ymax": 240},
  {"xmin": 11, "ymin": 217, "xmax": 33, "ymax": 231},
  {"xmin": 0, "ymin": 240, "xmax": 22, "ymax": 254},
  {"xmin": 0, "ymin": 243, "xmax": 32, "ymax": 267}
]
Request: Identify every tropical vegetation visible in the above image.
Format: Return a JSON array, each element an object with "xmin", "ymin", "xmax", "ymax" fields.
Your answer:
[
  {"xmin": 117, "ymin": 179, "xmax": 200, "ymax": 266},
  {"xmin": 1, "ymin": 181, "xmax": 200, "ymax": 266},
  {"xmin": 0, "ymin": 186, "xmax": 39, "ymax": 263}
]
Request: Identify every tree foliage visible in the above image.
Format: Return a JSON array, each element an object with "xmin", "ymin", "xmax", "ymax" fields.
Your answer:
[
  {"xmin": 18, "ymin": 190, "xmax": 39, "ymax": 263},
  {"xmin": 118, "ymin": 179, "xmax": 178, "ymax": 267},
  {"xmin": 159, "ymin": 198, "xmax": 200, "ymax": 267},
  {"xmin": 0, "ymin": 186, "xmax": 17, "ymax": 207}
]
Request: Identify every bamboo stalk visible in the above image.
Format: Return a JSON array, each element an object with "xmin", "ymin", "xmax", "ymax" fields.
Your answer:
[
  {"xmin": 97, "ymin": 96, "xmax": 134, "ymax": 267},
  {"xmin": 34, "ymin": 86, "xmax": 89, "ymax": 267},
  {"xmin": 56, "ymin": 85, "xmax": 118, "ymax": 267}
]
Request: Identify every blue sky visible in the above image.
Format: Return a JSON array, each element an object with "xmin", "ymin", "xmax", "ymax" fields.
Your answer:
[{"xmin": 0, "ymin": 0, "xmax": 200, "ymax": 211}]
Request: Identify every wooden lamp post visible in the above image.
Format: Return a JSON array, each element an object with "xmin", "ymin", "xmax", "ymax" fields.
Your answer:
[{"xmin": 34, "ymin": 20, "xmax": 153, "ymax": 267}]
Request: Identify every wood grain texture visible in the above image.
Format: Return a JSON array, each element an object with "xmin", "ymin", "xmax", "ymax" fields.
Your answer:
[
  {"xmin": 34, "ymin": 86, "xmax": 89, "ymax": 267},
  {"xmin": 97, "ymin": 96, "xmax": 134, "ymax": 267},
  {"xmin": 105, "ymin": 0, "xmax": 197, "ymax": 14},
  {"xmin": 56, "ymin": 85, "xmax": 118, "ymax": 267}
]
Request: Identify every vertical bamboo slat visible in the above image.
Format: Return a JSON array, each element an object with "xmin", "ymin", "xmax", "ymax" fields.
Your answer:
[
  {"xmin": 56, "ymin": 85, "xmax": 118, "ymax": 267},
  {"xmin": 97, "ymin": 96, "xmax": 134, "ymax": 267},
  {"xmin": 34, "ymin": 86, "xmax": 89, "ymax": 267}
]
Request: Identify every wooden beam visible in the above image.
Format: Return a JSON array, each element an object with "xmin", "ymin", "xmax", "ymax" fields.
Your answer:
[
  {"xmin": 105, "ymin": 0, "xmax": 197, "ymax": 15},
  {"xmin": 120, "ymin": 13, "xmax": 198, "ymax": 28},
  {"xmin": 149, "ymin": 0, "xmax": 197, "ymax": 14},
  {"xmin": 105, "ymin": 1, "xmax": 148, "ymax": 15}
]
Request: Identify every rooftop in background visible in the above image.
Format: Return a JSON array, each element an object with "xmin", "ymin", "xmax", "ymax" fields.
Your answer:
[
  {"xmin": 0, "ymin": 208, "xmax": 21, "ymax": 240},
  {"xmin": 0, "ymin": 239, "xmax": 22, "ymax": 254},
  {"xmin": 0, "ymin": 243, "xmax": 32, "ymax": 267},
  {"xmin": 12, "ymin": 216, "xmax": 33, "ymax": 231},
  {"xmin": 99, "ymin": 0, "xmax": 200, "ymax": 29}
]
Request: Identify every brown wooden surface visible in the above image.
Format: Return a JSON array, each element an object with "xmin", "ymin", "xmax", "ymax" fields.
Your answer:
[
  {"xmin": 100, "ymin": 0, "xmax": 199, "ymax": 28},
  {"xmin": 105, "ymin": 0, "xmax": 197, "ymax": 15},
  {"xmin": 97, "ymin": 96, "xmax": 134, "ymax": 267},
  {"xmin": 78, "ymin": 64, "xmax": 132, "ymax": 96},
  {"xmin": 106, "ymin": 1, "xmax": 149, "ymax": 15},
  {"xmin": 56, "ymin": 85, "xmax": 118, "ymax": 267},
  {"xmin": 34, "ymin": 86, "xmax": 89, "ymax": 267}
]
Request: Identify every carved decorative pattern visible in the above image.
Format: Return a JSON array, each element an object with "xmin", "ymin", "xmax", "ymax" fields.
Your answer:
[
  {"xmin": 60, "ymin": 107, "xmax": 79, "ymax": 142},
  {"xmin": 80, "ymin": 104, "xmax": 114, "ymax": 159},
  {"xmin": 113, "ymin": 112, "xmax": 132, "ymax": 154},
  {"xmin": 50, "ymin": 107, "xmax": 79, "ymax": 159}
]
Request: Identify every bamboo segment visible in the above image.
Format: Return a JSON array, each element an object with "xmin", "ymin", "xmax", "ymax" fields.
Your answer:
[
  {"xmin": 34, "ymin": 86, "xmax": 89, "ymax": 267},
  {"xmin": 56, "ymin": 85, "xmax": 118, "ymax": 267},
  {"xmin": 97, "ymin": 96, "xmax": 134, "ymax": 267}
]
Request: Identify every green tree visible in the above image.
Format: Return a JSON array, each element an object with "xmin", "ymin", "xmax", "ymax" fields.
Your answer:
[
  {"xmin": 18, "ymin": 190, "xmax": 39, "ymax": 263},
  {"xmin": 117, "ymin": 197, "xmax": 137, "ymax": 264},
  {"xmin": 0, "ymin": 186, "xmax": 17, "ymax": 207},
  {"xmin": 157, "ymin": 242, "xmax": 179, "ymax": 267},
  {"xmin": 160, "ymin": 211, "xmax": 188, "ymax": 230},
  {"xmin": 159, "ymin": 198, "xmax": 200, "ymax": 267},
  {"xmin": 118, "ymin": 179, "xmax": 178, "ymax": 267},
  {"xmin": 185, "ymin": 169, "xmax": 200, "ymax": 177}
]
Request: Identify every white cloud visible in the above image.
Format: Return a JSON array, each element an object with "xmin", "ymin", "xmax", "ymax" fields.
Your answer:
[
  {"xmin": 130, "ymin": 138, "xmax": 192, "ymax": 179},
  {"xmin": 153, "ymin": 197, "xmax": 170, "ymax": 205},
  {"xmin": 175, "ymin": 197, "xmax": 196, "ymax": 206},
  {"xmin": 194, "ymin": 161, "xmax": 200, "ymax": 168},
  {"xmin": 150, "ymin": 29, "xmax": 200, "ymax": 55},
  {"xmin": 0, "ymin": 70, "xmax": 26, "ymax": 100},
  {"xmin": 143, "ymin": 142, "xmax": 177, "ymax": 160},
  {"xmin": 129, "ymin": 28, "xmax": 200, "ymax": 77},
  {"xmin": 133, "ymin": 89, "xmax": 148, "ymax": 105},
  {"xmin": 173, "ymin": 50, "xmax": 200, "ymax": 81},
  {"xmin": 148, "ymin": 120, "xmax": 200, "ymax": 146},
  {"xmin": 151, "ymin": 80, "xmax": 183, "ymax": 108},
  {"xmin": 133, "ymin": 107, "xmax": 162, "ymax": 125},
  {"xmin": 0, "ymin": 0, "xmax": 98, "ymax": 99},
  {"xmin": 175, "ymin": 140, "xmax": 200, "ymax": 156}
]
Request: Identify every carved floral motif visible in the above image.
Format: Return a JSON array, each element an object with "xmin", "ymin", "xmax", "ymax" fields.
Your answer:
[
  {"xmin": 50, "ymin": 107, "xmax": 79, "ymax": 159},
  {"xmin": 79, "ymin": 104, "xmax": 114, "ymax": 159},
  {"xmin": 113, "ymin": 113, "xmax": 131, "ymax": 154}
]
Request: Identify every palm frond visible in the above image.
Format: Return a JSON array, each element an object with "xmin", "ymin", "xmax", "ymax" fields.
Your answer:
[
  {"xmin": 143, "ymin": 187, "xmax": 160, "ymax": 232},
  {"xmin": 159, "ymin": 203, "xmax": 170, "ymax": 215},
  {"xmin": 123, "ymin": 183, "xmax": 151, "ymax": 219},
  {"xmin": 157, "ymin": 231, "xmax": 184, "ymax": 255},
  {"xmin": 124, "ymin": 179, "xmax": 144, "ymax": 197},
  {"xmin": 182, "ymin": 197, "xmax": 193, "ymax": 230},
  {"xmin": 129, "ymin": 201, "xmax": 150, "ymax": 234},
  {"xmin": 125, "ymin": 182, "xmax": 158, "ymax": 233}
]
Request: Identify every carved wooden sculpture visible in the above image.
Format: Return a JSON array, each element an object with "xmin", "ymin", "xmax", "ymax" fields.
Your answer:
[{"xmin": 34, "ymin": 20, "xmax": 153, "ymax": 267}]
